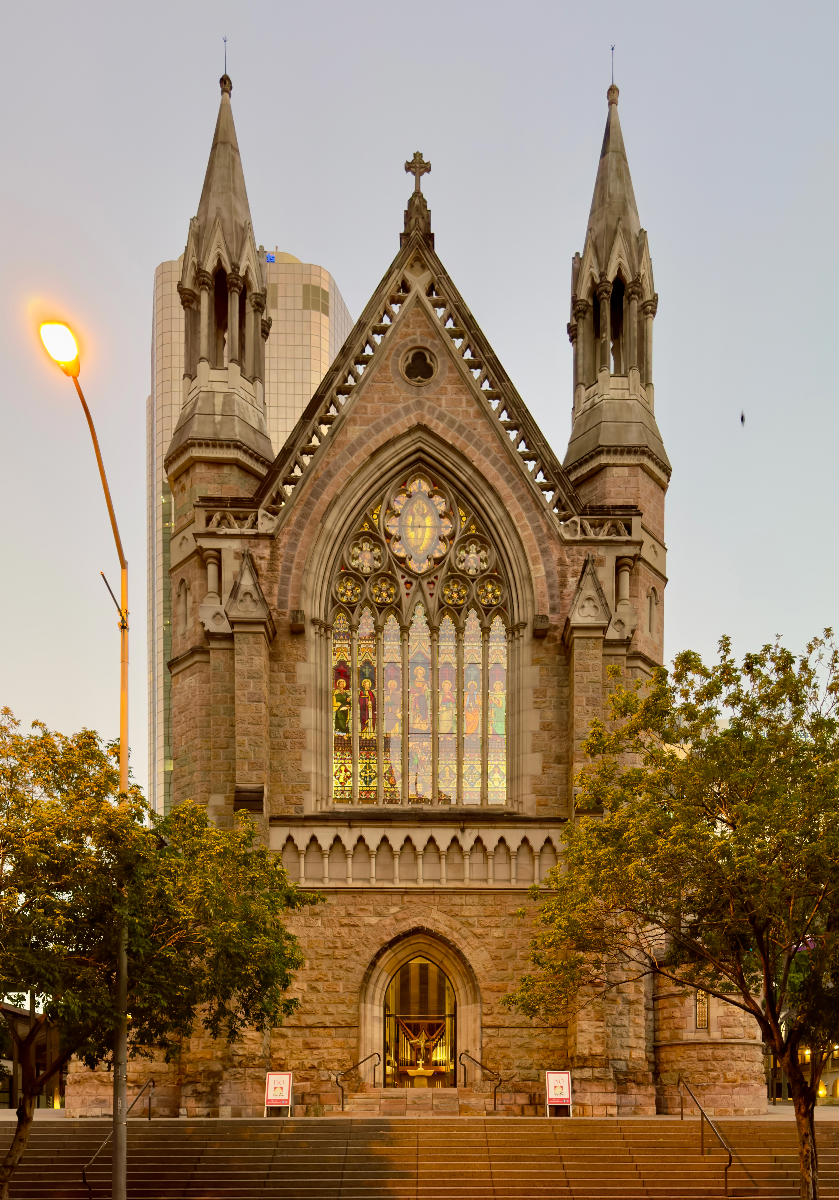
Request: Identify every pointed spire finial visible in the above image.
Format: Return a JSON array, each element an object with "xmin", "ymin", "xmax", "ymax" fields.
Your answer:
[
  {"xmin": 607, "ymin": 83, "xmax": 619, "ymax": 106},
  {"xmin": 220, "ymin": 73, "xmax": 232, "ymax": 96},
  {"xmin": 610, "ymin": 44, "xmax": 615, "ymax": 85}
]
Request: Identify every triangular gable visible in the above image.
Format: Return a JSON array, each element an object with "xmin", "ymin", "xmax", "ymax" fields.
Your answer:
[
  {"xmin": 224, "ymin": 550, "xmax": 275, "ymax": 636},
  {"xmin": 565, "ymin": 554, "xmax": 612, "ymax": 632},
  {"xmin": 252, "ymin": 230, "xmax": 583, "ymax": 534}
]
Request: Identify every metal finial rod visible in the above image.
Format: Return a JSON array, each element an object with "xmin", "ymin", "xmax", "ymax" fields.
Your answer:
[
  {"xmin": 223, "ymin": 35, "xmax": 228, "ymax": 74},
  {"xmin": 610, "ymin": 44, "xmax": 615, "ymax": 85}
]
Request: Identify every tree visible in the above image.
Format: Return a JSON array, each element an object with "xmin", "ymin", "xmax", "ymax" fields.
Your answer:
[
  {"xmin": 507, "ymin": 634, "xmax": 838, "ymax": 1200},
  {"xmin": 0, "ymin": 708, "xmax": 312, "ymax": 1200}
]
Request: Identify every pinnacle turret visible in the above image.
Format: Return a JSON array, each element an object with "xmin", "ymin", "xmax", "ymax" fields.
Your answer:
[
  {"xmin": 563, "ymin": 83, "xmax": 669, "ymax": 497},
  {"xmin": 165, "ymin": 76, "xmax": 273, "ymax": 487}
]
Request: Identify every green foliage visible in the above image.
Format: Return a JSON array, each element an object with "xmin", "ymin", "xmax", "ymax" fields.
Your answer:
[
  {"xmin": 0, "ymin": 705, "xmax": 313, "ymax": 1090},
  {"xmin": 508, "ymin": 633, "xmax": 838, "ymax": 1109}
]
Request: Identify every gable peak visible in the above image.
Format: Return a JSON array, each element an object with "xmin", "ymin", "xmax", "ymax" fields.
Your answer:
[{"xmin": 402, "ymin": 151, "xmax": 434, "ymax": 248}]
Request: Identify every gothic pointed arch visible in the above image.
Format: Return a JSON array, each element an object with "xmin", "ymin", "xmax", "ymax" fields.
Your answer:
[
  {"xmin": 357, "ymin": 927, "xmax": 481, "ymax": 1086},
  {"xmin": 303, "ymin": 432, "xmax": 533, "ymax": 809}
]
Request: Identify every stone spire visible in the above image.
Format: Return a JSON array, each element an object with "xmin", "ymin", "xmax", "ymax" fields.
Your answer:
[
  {"xmin": 194, "ymin": 75, "xmax": 255, "ymax": 266},
  {"xmin": 165, "ymin": 75, "xmax": 273, "ymax": 490},
  {"xmin": 586, "ymin": 85, "xmax": 642, "ymax": 276},
  {"xmin": 563, "ymin": 83, "xmax": 669, "ymax": 504}
]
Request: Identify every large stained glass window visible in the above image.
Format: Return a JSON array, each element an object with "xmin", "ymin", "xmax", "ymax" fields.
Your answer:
[{"xmin": 330, "ymin": 471, "xmax": 510, "ymax": 805}]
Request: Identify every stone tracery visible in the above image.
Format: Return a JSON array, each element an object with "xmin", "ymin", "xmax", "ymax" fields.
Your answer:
[{"xmin": 330, "ymin": 470, "xmax": 510, "ymax": 806}]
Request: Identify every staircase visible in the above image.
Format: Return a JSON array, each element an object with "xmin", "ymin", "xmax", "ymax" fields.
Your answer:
[{"xmin": 3, "ymin": 1116, "xmax": 837, "ymax": 1199}]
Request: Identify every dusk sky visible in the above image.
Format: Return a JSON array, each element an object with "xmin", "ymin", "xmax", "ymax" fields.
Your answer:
[{"xmin": 1, "ymin": 1, "xmax": 834, "ymax": 796}]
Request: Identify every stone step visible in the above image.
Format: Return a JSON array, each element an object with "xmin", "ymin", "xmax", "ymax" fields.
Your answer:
[{"xmin": 3, "ymin": 1117, "xmax": 837, "ymax": 1200}]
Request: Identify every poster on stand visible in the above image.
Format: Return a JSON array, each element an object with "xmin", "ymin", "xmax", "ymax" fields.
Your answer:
[
  {"xmin": 264, "ymin": 1071, "xmax": 293, "ymax": 1117},
  {"xmin": 545, "ymin": 1070, "xmax": 572, "ymax": 1118}
]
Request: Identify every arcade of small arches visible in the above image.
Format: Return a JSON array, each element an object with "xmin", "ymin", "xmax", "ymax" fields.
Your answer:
[
  {"xmin": 570, "ymin": 267, "xmax": 656, "ymax": 389},
  {"xmin": 278, "ymin": 830, "xmax": 559, "ymax": 888},
  {"xmin": 179, "ymin": 258, "xmax": 270, "ymax": 384}
]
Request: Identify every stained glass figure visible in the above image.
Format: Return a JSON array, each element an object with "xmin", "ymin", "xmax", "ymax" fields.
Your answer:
[
  {"xmin": 437, "ymin": 616, "xmax": 457, "ymax": 802},
  {"xmin": 462, "ymin": 610, "xmax": 483, "ymax": 804},
  {"xmin": 382, "ymin": 615, "xmax": 402, "ymax": 803},
  {"xmin": 385, "ymin": 477, "xmax": 453, "ymax": 574},
  {"xmin": 487, "ymin": 615, "xmax": 507, "ymax": 804},
  {"xmin": 332, "ymin": 611, "xmax": 353, "ymax": 801},
  {"xmin": 357, "ymin": 607, "xmax": 377, "ymax": 800},
  {"xmin": 408, "ymin": 605, "xmax": 432, "ymax": 800}
]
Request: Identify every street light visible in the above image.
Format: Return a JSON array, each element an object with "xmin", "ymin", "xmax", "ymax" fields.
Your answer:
[{"xmin": 39, "ymin": 320, "xmax": 129, "ymax": 1200}]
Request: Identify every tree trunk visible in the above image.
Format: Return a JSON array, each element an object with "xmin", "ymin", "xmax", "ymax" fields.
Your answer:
[
  {"xmin": 0, "ymin": 1092, "xmax": 36, "ymax": 1200},
  {"xmin": 785, "ymin": 1056, "xmax": 819, "ymax": 1200}
]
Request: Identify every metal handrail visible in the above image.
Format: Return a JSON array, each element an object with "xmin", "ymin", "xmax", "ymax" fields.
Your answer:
[
  {"xmin": 81, "ymin": 1080, "xmax": 155, "ymax": 1199},
  {"xmin": 333, "ymin": 1051, "xmax": 381, "ymax": 1111},
  {"xmin": 458, "ymin": 1050, "xmax": 511, "ymax": 1112},
  {"xmin": 677, "ymin": 1075, "xmax": 732, "ymax": 1196}
]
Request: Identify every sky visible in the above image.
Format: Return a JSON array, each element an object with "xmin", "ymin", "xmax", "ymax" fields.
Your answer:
[{"xmin": 0, "ymin": 1, "xmax": 835, "ymax": 798}]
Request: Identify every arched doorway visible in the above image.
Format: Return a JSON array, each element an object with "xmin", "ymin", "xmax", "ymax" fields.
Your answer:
[
  {"xmin": 358, "ymin": 928, "xmax": 481, "ymax": 1088},
  {"xmin": 384, "ymin": 956, "xmax": 456, "ymax": 1088}
]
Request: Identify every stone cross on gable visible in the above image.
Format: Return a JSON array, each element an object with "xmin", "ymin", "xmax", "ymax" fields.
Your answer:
[{"xmin": 405, "ymin": 151, "xmax": 431, "ymax": 194}]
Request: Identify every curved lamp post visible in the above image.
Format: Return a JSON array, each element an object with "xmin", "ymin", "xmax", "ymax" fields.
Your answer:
[{"xmin": 39, "ymin": 322, "xmax": 129, "ymax": 1200}]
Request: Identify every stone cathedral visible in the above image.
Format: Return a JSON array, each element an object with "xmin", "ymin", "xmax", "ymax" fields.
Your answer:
[{"xmin": 100, "ymin": 75, "xmax": 766, "ymax": 1118}]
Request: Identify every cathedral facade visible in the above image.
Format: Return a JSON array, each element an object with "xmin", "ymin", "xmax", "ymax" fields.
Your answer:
[{"xmin": 118, "ymin": 76, "xmax": 767, "ymax": 1118}]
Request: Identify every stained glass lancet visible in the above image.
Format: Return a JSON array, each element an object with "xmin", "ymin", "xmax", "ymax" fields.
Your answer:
[
  {"xmin": 437, "ymin": 616, "xmax": 457, "ymax": 802},
  {"xmin": 487, "ymin": 615, "xmax": 507, "ymax": 804},
  {"xmin": 462, "ymin": 610, "xmax": 482, "ymax": 804},
  {"xmin": 357, "ymin": 607, "xmax": 378, "ymax": 801},
  {"xmin": 382, "ymin": 614, "xmax": 402, "ymax": 803},
  {"xmin": 332, "ymin": 611, "xmax": 353, "ymax": 801},
  {"xmin": 408, "ymin": 605, "xmax": 432, "ymax": 801}
]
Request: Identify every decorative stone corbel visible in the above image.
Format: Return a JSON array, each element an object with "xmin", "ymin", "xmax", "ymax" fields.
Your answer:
[
  {"xmin": 199, "ymin": 547, "xmax": 232, "ymax": 634},
  {"xmin": 606, "ymin": 555, "xmax": 638, "ymax": 643}
]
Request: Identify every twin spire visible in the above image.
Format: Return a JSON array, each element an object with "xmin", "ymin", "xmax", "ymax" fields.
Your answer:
[
  {"xmin": 192, "ymin": 72, "xmax": 643, "ymax": 286},
  {"xmin": 172, "ymin": 74, "xmax": 663, "ymax": 489}
]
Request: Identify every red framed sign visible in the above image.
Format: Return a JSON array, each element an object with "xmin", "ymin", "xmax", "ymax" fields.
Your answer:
[
  {"xmin": 545, "ymin": 1070, "xmax": 572, "ymax": 1117},
  {"xmin": 264, "ymin": 1071, "xmax": 293, "ymax": 1116}
]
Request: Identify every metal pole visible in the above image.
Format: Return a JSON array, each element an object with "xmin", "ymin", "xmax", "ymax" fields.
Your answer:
[
  {"xmin": 114, "ymin": 924, "xmax": 127, "ymax": 1200},
  {"xmin": 71, "ymin": 372, "xmax": 129, "ymax": 1200}
]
